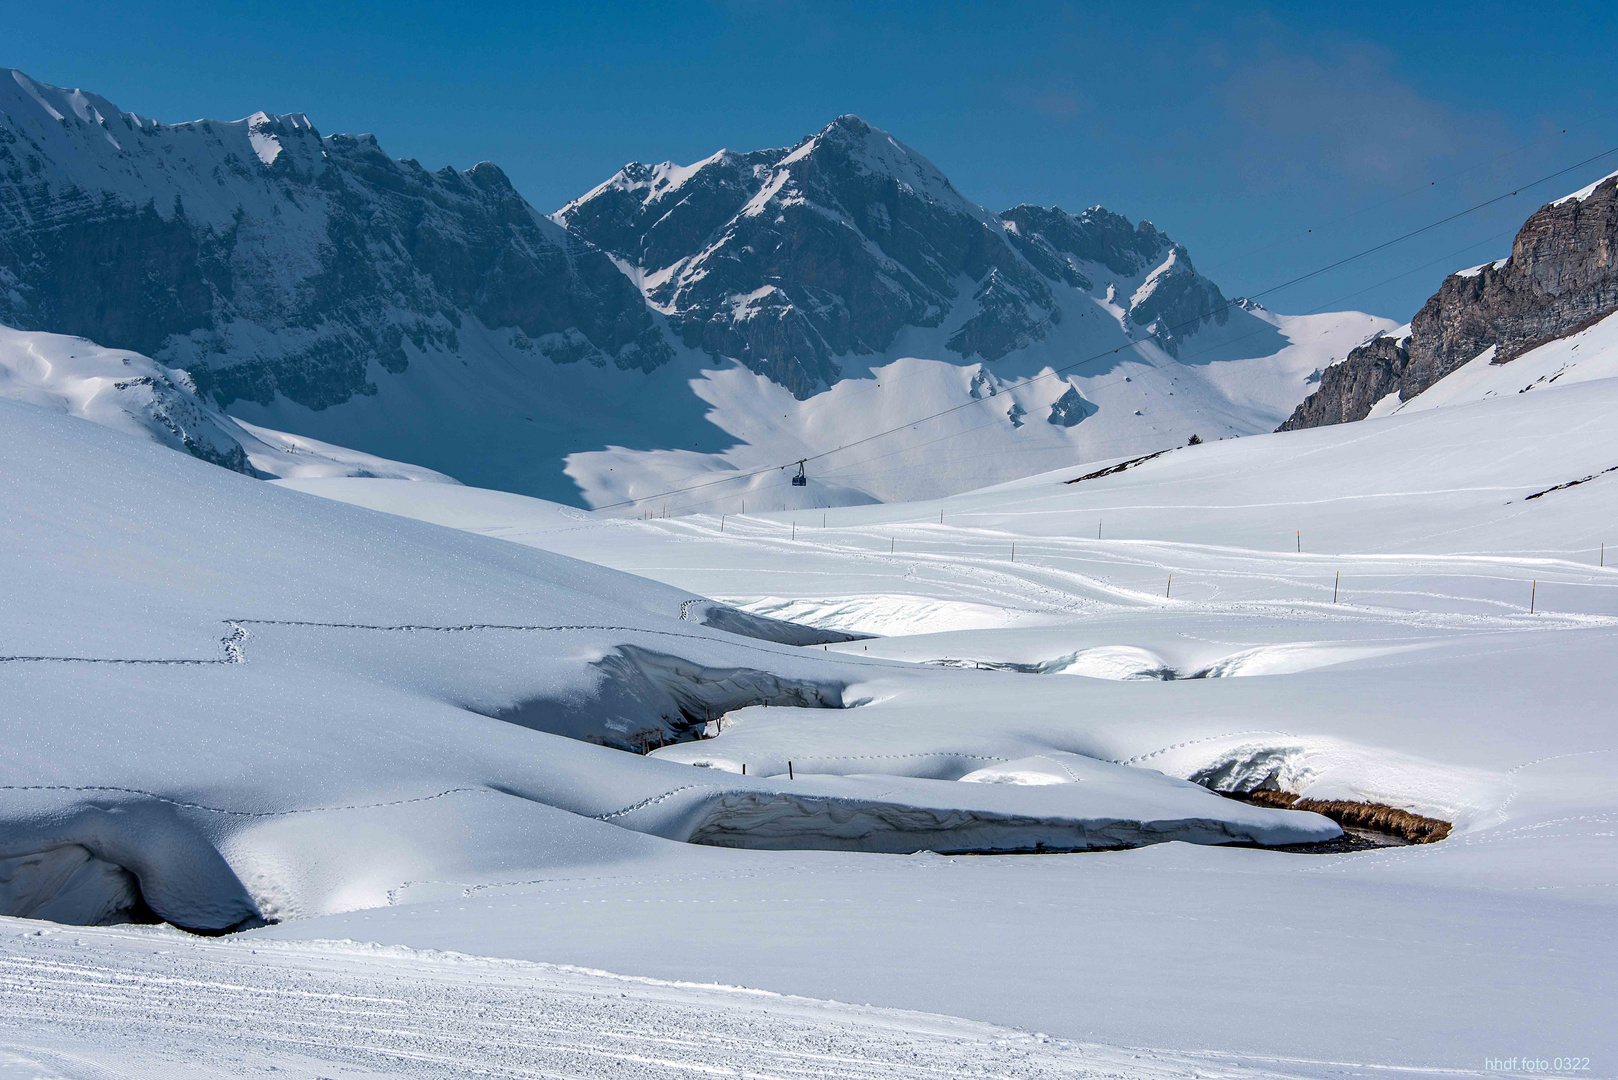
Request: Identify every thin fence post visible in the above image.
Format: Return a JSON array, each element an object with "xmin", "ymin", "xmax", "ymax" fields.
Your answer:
[
  {"xmin": 1297, "ymin": 530, "xmax": 1301, "ymax": 553},
  {"xmin": 1333, "ymin": 571, "xmax": 1339, "ymax": 604},
  {"xmin": 1531, "ymin": 580, "xmax": 1537, "ymax": 614},
  {"xmin": 1603, "ymin": 543, "xmax": 1606, "ymax": 568},
  {"xmin": 1166, "ymin": 574, "xmax": 1172, "ymax": 599},
  {"xmin": 720, "ymin": 515, "xmax": 725, "ymax": 533},
  {"xmin": 1011, "ymin": 542, "xmax": 1016, "ymax": 563},
  {"xmin": 891, "ymin": 537, "xmax": 895, "ymax": 554},
  {"xmin": 791, "ymin": 522, "xmax": 796, "ymax": 540},
  {"xmin": 788, "ymin": 761, "xmax": 794, "ymax": 780}
]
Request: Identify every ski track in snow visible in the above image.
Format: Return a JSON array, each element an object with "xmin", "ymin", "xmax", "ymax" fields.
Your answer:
[
  {"xmin": 657, "ymin": 515, "xmax": 1618, "ymax": 631},
  {"xmin": 0, "ymin": 921, "xmax": 1382, "ymax": 1080}
]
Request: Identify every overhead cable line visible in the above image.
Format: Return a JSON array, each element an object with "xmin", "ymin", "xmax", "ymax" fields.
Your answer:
[{"xmin": 1204, "ymin": 109, "xmax": 1617, "ymax": 272}]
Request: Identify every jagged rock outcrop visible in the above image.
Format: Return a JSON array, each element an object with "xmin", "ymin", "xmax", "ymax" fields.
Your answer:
[
  {"xmin": 0, "ymin": 70, "xmax": 669, "ymax": 411},
  {"xmin": 1047, "ymin": 385, "xmax": 1095, "ymax": 427},
  {"xmin": 1278, "ymin": 333, "xmax": 1409, "ymax": 430},
  {"xmin": 1000, "ymin": 205, "xmax": 1229, "ymax": 356},
  {"xmin": 1281, "ymin": 171, "xmax": 1618, "ymax": 430}
]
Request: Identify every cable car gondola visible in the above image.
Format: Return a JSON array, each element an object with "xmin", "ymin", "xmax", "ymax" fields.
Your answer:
[{"xmin": 791, "ymin": 460, "xmax": 807, "ymax": 487}]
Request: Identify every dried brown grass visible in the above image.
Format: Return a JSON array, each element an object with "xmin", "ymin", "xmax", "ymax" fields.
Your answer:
[{"xmin": 1241, "ymin": 789, "xmax": 1452, "ymax": 843}]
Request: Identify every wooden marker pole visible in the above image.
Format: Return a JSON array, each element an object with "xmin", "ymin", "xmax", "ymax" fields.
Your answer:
[
  {"xmin": 1166, "ymin": 574, "xmax": 1173, "ymax": 599},
  {"xmin": 788, "ymin": 761, "xmax": 794, "ymax": 780},
  {"xmin": 890, "ymin": 537, "xmax": 895, "ymax": 554},
  {"xmin": 1011, "ymin": 542, "xmax": 1016, "ymax": 563},
  {"xmin": 1297, "ymin": 530, "xmax": 1301, "ymax": 553},
  {"xmin": 791, "ymin": 522, "xmax": 796, "ymax": 540},
  {"xmin": 1531, "ymin": 580, "xmax": 1537, "ymax": 614},
  {"xmin": 1334, "ymin": 571, "xmax": 1340, "ymax": 604},
  {"xmin": 720, "ymin": 515, "xmax": 725, "ymax": 533}
]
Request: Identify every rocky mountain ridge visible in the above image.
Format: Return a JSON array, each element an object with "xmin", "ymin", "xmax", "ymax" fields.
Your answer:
[
  {"xmin": 0, "ymin": 69, "xmax": 667, "ymax": 412},
  {"xmin": 559, "ymin": 116, "xmax": 1232, "ymax": 397},
  {"xmin": 1281, "ymin": 170, "xmax": 1618, "ymax": 430}
]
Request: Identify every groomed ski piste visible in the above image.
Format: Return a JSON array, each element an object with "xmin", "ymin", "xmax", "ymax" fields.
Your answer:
[{"xmin": 5, "ymin": 316, "xmax": 1618, "ymax": 1075}]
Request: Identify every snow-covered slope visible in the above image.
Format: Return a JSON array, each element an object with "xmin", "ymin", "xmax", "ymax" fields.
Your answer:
[
  {"xmin": 1376, "ymin": 307, "xmax": 1618, "ymax": 416},
  {"xmin": 265, "ymin": 369, "xmax": 1618, "ymax": 1065},
  {"xmin": 0, "ymin": 324, "xmax": 457, "ymax": 481},
  {"xmin": 1, "ymin": 69, "xmax": 1388, "ymax": 506}
]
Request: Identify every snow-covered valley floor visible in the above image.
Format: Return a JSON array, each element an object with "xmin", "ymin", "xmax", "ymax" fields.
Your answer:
[
  {"xmin": 4, "ymin": 919, "xmax": 1231, "ymax": 1080},
  {"xmin": 4, "ymin": 341, "xmax": 1617, "ymax": 1075},
  {"xmin": 0, "ymin": 917, "xmax": 1522, "ymax": 1080}
]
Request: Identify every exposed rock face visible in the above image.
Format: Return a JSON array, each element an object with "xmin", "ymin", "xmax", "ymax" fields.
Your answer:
[
  {"xmin": 1281, "ymin": 172, "xmax": 1618, "ymax": 430},
  {"xmin": 999, "ymin": 205, "xmax": 1229, "ymax": 356},
  {"xmin": 1278, "ymin": 334, "xmax": 1408, "ymax": 430},
  {"xmin": 0, "ymin": 70, "xmax": 668, "ymax": 411},
  {"xmin": 1047, "ymin": 385, "xmax": 1095, "ymax": 427},
  {"xmin": 559, "ymin": 117, "xmax": 1231, "ymax": 397},
  {"xmin": 559, "ymin": 117, "xmax": 1062, "ymax": 397}
]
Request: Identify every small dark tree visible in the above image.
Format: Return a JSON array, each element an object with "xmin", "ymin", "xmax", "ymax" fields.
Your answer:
[{"xmin": 1187, "ymin": 433, "xmax": 1203, "ymax": 446}]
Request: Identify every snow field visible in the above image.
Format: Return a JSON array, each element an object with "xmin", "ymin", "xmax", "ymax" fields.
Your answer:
[{"xmin": 4, "ymin": 918, "xmax": 1311, "ymax": 1080}]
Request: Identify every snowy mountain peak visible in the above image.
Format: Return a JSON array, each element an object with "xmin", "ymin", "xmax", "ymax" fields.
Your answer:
[
  {"xmin": 802, "ymin": 113, "xmax": 974, "ymax": 212},
  {"xmin": 0, "ymin": 70, "xmax": 340, "ymax": 224},
  {"xmin": 9, "ymin": 68, "xmax": 128, "ymax": 130},
  {"xmin": 558, "ymin": 148, "xmax": 749, "ymax": 220},
  {"xmin": 560, "ymin": 114, "xmax": 1064, "ymax": 394}
]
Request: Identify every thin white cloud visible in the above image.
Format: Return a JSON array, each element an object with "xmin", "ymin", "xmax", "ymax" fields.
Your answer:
[{"xmin": 1219, "ymin": 43, "xmax": 1503, "ymax": 189}]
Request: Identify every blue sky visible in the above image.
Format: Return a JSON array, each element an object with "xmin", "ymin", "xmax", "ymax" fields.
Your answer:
[{"xmin": 8, "ymin": 1, "xmax": 1615, "ymax": 319}]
